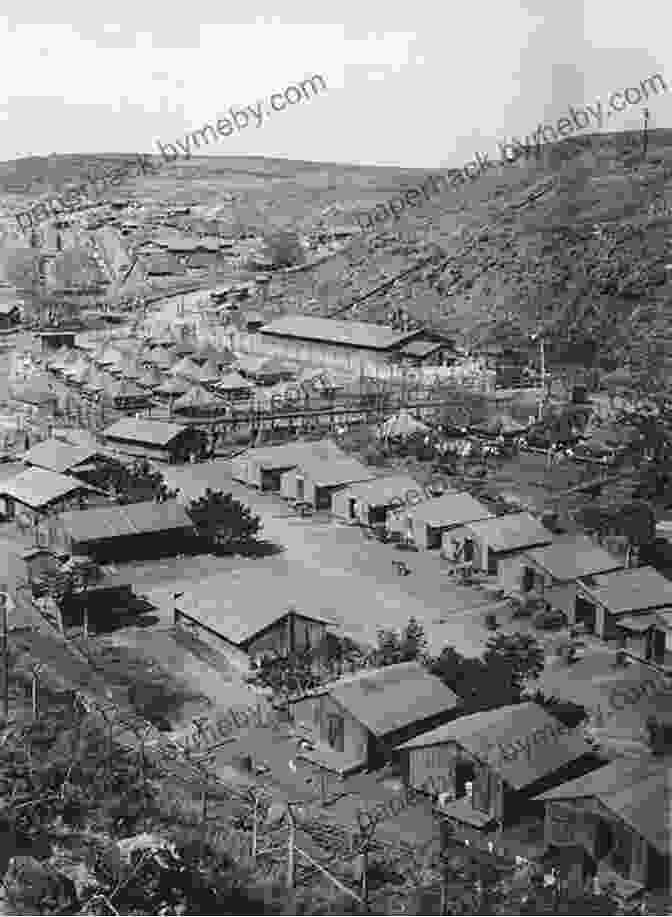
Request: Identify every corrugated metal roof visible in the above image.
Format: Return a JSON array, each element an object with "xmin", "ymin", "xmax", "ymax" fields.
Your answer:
[
  {"xmin": 329, "ymin": 662, "xmax": 461, "ymax": 737},
  {"xmin": 525, "ymin": 535, "xmax": 622, "ymax": 581},
  {"xmin": 400, "ymin": 703, "xmax": 592, "ymax": 790},
  {"xmin": 410, "ymin": 492, "xmax": 492, "ymax": 528},
  {"xmin": 535, "ymin": 756, "xmax": 670, "ymax": 855},
  {"xmin": 104, "ymin": 419, "xmax": 187, "ymax": 447},
  {"xmin": 260, "ymin": 315, "xmax": 419, "ymax": 351},
  {"xmin": 59, "ymin": 500, "xmax": 193, "ymax": 542},
  {"xmin": 24, "ymin": 439, "xmax": 102, "ymax": 474},
  {"xmin": 0, "ymin": 468, "xmax": 93, "ymax": 509},
  {"xmin": 174, "ymin": 567, "xmax": 336, "ymax": 645},
  {"xmin": 584, "ymin": 566, "xmax": 672, "ymax": 616},
  {"xmin": 462, "ymin": 512, "xmax": 553, "ymax": 554}
]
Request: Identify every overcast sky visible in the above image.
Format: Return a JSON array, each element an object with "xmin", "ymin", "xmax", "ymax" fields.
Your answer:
[{"xmin": 1, "ymin": 0, "xmax": 670, "ymax": 168}]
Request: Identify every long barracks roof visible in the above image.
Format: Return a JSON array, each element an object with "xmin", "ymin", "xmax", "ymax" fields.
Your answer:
[
  {"xmin": 23, "ymin": 438, "xmax": 109, "ymax": 474},
  {"xmin": 581, "ymin": 565, "xmax": 672, "ymax": 616},
  {"xmin": 459, "ymin": 512, "xmax": 553, "ymax": 554},
  {"xmin": 174, "ymin": 568, "xmax": 337, "ymax": 646},
  {"xmin": 410, "ymin": 492, "xmax": 492, "ymax": 528},
  {"xmin": 524, "ymin": 535, "xmax": 622, "ymax": 581},
  {"xmin": 246, "ymin": 440, "xmax": 345, "ymax": 470},
  {"xmin": 0, "ymin": 468, "xmax": 95, "ymax": 509},
  {"xmin": 58, "ymin": 500, "xmax": 194, "ymax": 542},
  {"xmin": 293, "ymin": 453, "xmax": 375, "ymax": 488},
  {"xmin": 399, "ymin": 702, "xmax": 592, "ymax": 790},
  {"xmin": 341, "ymin": 474, "xmax": 423, "ymax": 506},
  {"xmin": 260, "ymin": 315, "xmax": 421, "ymax": 351},
  {"xmin": 103, "ymin": 418, "xmax": 188, "ymax": 447},
  {"xmin": 328, "ymin": 662, "xmax": 461, "ymax": 737},
  {"xmin": 535, "ymin": 756, "xmax": 670, "ymax": 855}
]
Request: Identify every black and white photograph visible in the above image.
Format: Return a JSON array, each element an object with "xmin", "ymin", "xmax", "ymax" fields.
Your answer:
[{"xmin": 0, "ymin": 1, "xmax": 670, "ymax": 912}]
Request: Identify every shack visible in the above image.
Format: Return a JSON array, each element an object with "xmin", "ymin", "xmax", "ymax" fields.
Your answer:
[
  {"xmin": 536, "ymin": 756, "xmax": 670, "ymax": 890},
  {"xmin": 444, "ymin": 512, "xmax": 553, "ymax": 593},
  {"xmin": 103, "ymin": 418, "xmax": 198, "ymax": 463},
  {"xmin": 53, "ymin": 500, "xmax": 195, "ymax": 561},
  {"xmin": 574, "ymin": 565, "xmax": 672, "ymax": 641},
  {"xmin": 404, "ymin": 492, "xmax": 492, "ymax": 551},
  {"xmin": 231, "ymin": 440, "xmax": 345, "ymax": 492},
  {"xmin": 173, "ymin": 567, "xmax": 334, "ymax": 666},
  {"xmin": 290, "ymin": 662, "xmax": 462, "ymax": 773},
  {"xmin": 280, "ymin": 453, "xmax": 375, "ymax": 511},
  {"xmin": 399, "ymin": 703, "xmax": 597, "ymax": 845},
  {"xmin": 521, "ymin": 536, "xmax": 623, "ymax": 624},
  {"xmin": 331, "ymin": 474, "xmax": 424, "ymax": 526}
]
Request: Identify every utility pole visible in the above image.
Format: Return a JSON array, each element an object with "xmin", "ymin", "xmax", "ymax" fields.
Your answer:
[
  {"xmin": 642, "ymin": 107, "xmax": 651, "ymax": 161},
  {"xmin": 0, "ymin": 590, "xmax": 8, "ymax": 720}
]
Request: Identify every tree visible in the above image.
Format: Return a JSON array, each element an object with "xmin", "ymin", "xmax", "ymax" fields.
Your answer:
[
  {"xmin": 260, "ymin": 230, "xmax": 305, "ymax": 269},
  {"xmin": 400, "ymin": 617, "xmax": 428, "ymax": 662},
  {"xmin": 107, "ymin": 459, "xmax": 174, "ymax": 504},
  {"xmin": 368, "ymin": 618, "xmax": 428, "ymax": 667},
  {"xmin": 429, "ymin": 646, "xmax": 522, "ymax": 712},
  {"xmin": 483, "ymin": 633, "xmax": 545, "ymax": 687},
  {"xmin": 187, "ymin": 488, "xmax": 262, "ymax": 549}
]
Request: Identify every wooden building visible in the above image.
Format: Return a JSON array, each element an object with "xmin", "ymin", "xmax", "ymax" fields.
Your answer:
[
  {"xmin": 399, "ymin": 703, "xmax": 597, "ymax": 845},
  {"xmin": 574, "ymin": 565, "xmax": 672, "ymax": 643},
  {"xmin": 331, "ymin": 473, "xmax": 424, "ymax": 526},
  {"xmin": 537, "ymin": 756, "xmax": 670, "ymax": 890},
  {"xmin": 53, "ymin": 500, "xmax": 195, "ymax": 561},
  {"xmin": 259, "ymin": 315, "xmax": 438, "ymax": 375},
  {"xmin": 290, "ymin": 662, "xmax": 462, "ymax": 773},
  {"xmin": 173, "ymin": 568, "xmax": 334, "ymax": 666},
  {"xmin": 230, "ymin": 440, "xmax": 345, "ymax": 492},
  {"xmin": 521, "ymin": 536, "xmax": 623, "ymax": 626},
  {"xmin": 444, "ymin": 512, "xmax": 553, "ymax": 594},
  {"xmin": 103, "ymin": 418, "xmax": 198, "ymax": 463},
  {"xmin": 280, "ymin": 453, "xmax": 375, "ymax": 511},
  {"xmin": 0, "ymin": 468, "xmax": 103, "ymax": 543},
  {"xmin": 402, "ymin": 492, "xmax": 492, "ymax": 551}
]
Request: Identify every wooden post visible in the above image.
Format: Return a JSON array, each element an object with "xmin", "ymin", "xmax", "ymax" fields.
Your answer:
[
  {"xmin": 31, "ymin": 669, "xmax": 39, "ymax": 718},
  {"xmin": 251, "ymin": 794, "xmax": 259, "ymax": 863},
  {"xmin": 0, "ymin": 592, "xmax": 8, "ymax": 720},
  {"xmin": 83, "ymin": 604, "xmax": 89, "ymax": 639},
  {"xmin": 286, "ymin": 805, "xmax": 296, "ymax": 890}
]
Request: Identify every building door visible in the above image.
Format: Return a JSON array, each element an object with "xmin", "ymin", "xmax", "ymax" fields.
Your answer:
[
  {"xmin": 522, "ymin": 565, "xmax": 535, "ymax": 592},
  {"xmin": 575, "ymin": 594, "xmax": 596, "ymax": 632},
  {"xmin": 349, "ymin": 498, "xmax": 357, "ymax": 521},
  {"xmin": 649, "ymin": 627, "xmax": 666, "ymax": 664},
  {"xmin": 455, "ymin": 761, "xmax": 476, "ymax": 799},
  {"xmin": 296, "ymin": 476, "xmax": 304, "ymax": 502}
]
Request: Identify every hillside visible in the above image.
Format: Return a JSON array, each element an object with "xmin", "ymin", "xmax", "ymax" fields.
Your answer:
[{"xmin": 1, "ymin": 131, "xmax": 671, "ymax": 389}]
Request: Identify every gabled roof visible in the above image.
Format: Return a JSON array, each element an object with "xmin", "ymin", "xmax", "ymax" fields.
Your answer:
[
  {"xmin": 342, "ymin": 474, "xmax": 423, "ymax": 507},
  {"xmin": 461, "ymin": 512, "xmax": 553, "ymax": 554},
  {"xmin": 410, "ymin": 492, "xmax": 492, "ymax": 528},
  {"xmin": 582, "ymin": 566, "xmax": 672, "ymax": 616},
  {"xmin": 174, "ymin": 568, "xmax": 336, "ymax": 646},
  {"xmin": 247, "ymin": 440, "xmax": 344, "ymax": 470},
  {"xmin": 0, "ymin": 468, "xmax": 94, "ymax": 509},
  {"xmin": 400, "ymin": 702, "xmax": 592, "ymax": 790},
  {"xmin": 535, "ymin": 756, "xmax": 671, "ymax": 855},
  {"xmin": 260, "ymin": 315, "xmax": 420, "ymax": 351},
  {"xmin": 525, "ymin": 535, "xmax": 622, "ymax": 581},
  {"xmin": 59, "ymin": 500, "xmax": 193, "ymax": 542},
  {"xmin": 294, "ymin": 454, "xmax": 375, "ymax": 488},
  {"xmin": 329, "ymin": 662, "xmax": 461, "ymax": 737},
  {"xmin": 104, "ymin": 418, "xmax": 187, "ymax": 447},
  {"xmin": 216, "ymin": 371, "xmax": 252, "ymax": 390},
  {"xmin": 23, "ymin": 439, "xmax": 104, "ymax": 474}
]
